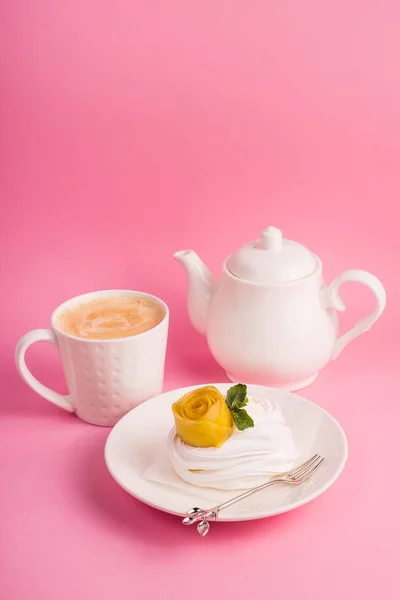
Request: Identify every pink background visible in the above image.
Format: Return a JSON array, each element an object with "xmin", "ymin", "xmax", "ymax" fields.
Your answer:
[{"xmin": 1, "ymin": 1, "xmax": 399, "ymax": 598}]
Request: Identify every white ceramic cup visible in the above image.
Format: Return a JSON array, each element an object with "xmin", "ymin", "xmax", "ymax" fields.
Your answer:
[{"xmin": 15, "ymin": 290, "xmax": 169, "ymax": 426}]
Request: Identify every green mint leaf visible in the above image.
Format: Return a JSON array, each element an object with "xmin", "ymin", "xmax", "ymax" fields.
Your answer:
[
  {"xmin": 226, "ymin": 384, "xmax": 248, "ymax": 410},
  {"xmin": 226, "ymin": 384, "xmax": 254, "ymax": 431},
  {"xmin": 232, "ymin": 408, "xmax": 254, "ymax": 431}
]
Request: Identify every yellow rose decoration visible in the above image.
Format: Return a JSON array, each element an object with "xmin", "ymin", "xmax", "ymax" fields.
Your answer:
[{"xmin": 172, "ymin": 386, "xmax": 234, "ymax": 448}]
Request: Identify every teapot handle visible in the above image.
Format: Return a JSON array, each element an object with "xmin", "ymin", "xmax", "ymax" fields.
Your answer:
[{"xmin": 327, "ymin": 270, "xmax": 386, "ymax": 360}]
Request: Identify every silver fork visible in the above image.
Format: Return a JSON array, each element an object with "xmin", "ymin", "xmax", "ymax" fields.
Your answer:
[{"xmin": 182, "ymin": 454, "xmax": 324, "ymax": 536}]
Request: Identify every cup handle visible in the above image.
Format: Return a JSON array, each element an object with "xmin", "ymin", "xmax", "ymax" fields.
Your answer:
[
  {"xmin": 327, "ymin": 270, "xmax": 386, "ymax": 360},
  {"xmin": 15, "ymin": 329, "xmax": 74, "ymax": 412}
]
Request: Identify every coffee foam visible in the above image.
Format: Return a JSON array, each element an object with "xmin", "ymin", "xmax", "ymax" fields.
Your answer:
[{"xmin": 56, "ymin": 295, "xmax": 164, "ymax": 340}]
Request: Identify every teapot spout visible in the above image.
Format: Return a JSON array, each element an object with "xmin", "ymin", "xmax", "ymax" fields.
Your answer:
[{"xmin": 174, "ymin": 250, "xmax": 216, "ymax": 335}]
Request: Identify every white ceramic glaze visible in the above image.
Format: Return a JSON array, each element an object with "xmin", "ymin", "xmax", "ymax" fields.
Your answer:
[
  {"xmin": 228, "ymin": 226, "xmax": 317, "ymax": 284},
  {"xmin": 174, "ymin": 227, "xmax": 386, "ymax": 391},
  {"xmin": 15, "ymin": 290, "xmax": 169, "ymax": 426},
  {"xmin": 104, "ymin": 383, "xmax": 348, "ymax": 521}
]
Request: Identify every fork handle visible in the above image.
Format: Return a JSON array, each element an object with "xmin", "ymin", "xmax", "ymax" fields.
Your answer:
[{"xmin": 211, "ymin": 478, "xmax": 284, "ymax": 519}]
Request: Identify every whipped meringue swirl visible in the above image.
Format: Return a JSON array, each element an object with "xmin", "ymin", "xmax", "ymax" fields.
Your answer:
[{"xmin": 168, "ymin": 394, "xmax": 298, "ymax": 490}]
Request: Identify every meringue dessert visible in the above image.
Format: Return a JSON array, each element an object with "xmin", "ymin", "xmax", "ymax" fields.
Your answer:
[{"xmin": 168, "ymin": 384, "xmax": 298, "ymax": 490}]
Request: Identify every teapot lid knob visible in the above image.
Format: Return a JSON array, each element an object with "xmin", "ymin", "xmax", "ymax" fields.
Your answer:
[{"xmin": 260, "ymin": 226, "xmax": 282, "ymax": 251}]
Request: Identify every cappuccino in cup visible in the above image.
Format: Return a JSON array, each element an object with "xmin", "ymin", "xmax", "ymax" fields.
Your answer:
[
  {"xmin": 56, "ymin": 295, "xmax": 165, "ymax": 340},
  {"xmin": 15, "ymin": 290, "xmax": 169, "ymax": 426}
]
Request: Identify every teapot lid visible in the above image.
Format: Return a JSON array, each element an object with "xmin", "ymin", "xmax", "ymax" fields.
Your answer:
[{"xmin": 227, "ymin": 226, "xmax": 317, "ymax": 284}]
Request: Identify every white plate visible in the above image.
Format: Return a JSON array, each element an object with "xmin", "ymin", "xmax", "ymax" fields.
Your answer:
[{"xmin": 104, "ymin": 384, "xmax": 348, "ymax": 521}]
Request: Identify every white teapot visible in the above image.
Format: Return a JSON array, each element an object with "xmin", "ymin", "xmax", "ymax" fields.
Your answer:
[{"xmin": 174, "ymin": 226, "xmax": 386, "ymax": 391}]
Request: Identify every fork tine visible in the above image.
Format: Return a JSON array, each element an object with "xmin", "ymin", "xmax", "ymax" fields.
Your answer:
[
  {"xmin": 288, "ymin": 454, "xmax": 320, "ymax": 478},
  {"xmin": 294, "ymin": 457, "xmax": 324, "ymax": 482},
  {"xmin": 291, "ymin": 454, "xmax": 321, "ymax": 478}
]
